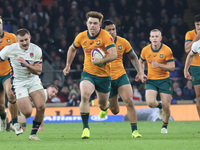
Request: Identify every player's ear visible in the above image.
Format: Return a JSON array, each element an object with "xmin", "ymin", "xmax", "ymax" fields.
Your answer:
[{"xmin": 100, "ymin": 22, "xmax": 102, "ymax": 27}]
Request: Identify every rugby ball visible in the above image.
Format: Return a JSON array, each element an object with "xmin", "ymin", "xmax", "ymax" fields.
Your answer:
[{"xmin": 91, "ymin": 48, "xmax": 106, "ymax": 67}]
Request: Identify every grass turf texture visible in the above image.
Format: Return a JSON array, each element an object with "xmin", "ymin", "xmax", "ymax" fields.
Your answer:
[{"xmin": 0, "ymin": 121, "xmax": 200, "ymax": 150}]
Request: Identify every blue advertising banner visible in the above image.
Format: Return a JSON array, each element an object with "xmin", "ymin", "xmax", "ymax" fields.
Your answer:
[{"xmin": 26, "ymin": 115, "xmax": 124, "ymax": 123}]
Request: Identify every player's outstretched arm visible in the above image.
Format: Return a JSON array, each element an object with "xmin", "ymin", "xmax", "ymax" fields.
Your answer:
[{"xmin": 63, "ymin": 44, "xmax": 77, "ymax": 76}]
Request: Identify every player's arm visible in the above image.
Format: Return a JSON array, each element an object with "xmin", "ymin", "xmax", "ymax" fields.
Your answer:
[
  {"xmin": 0, "ymin": 46, "xmax": 10, "ymax": 62},
  {"xmin": 151, "ymin": 58, "xmax": 175, "ymax": 71},
  {"xmin": 63, "ymin": 44, "xmax": 77, "ymax": 76},
  {"xmin": 17, "ymin": 57, "xmax": 42, "ymax": 75},
  {"xmin": 185, "ymin": 32, "xmax": 200, "ymax": 53},
  {"xmin": 100, "ymin": 46, "xmax": 117, "ymax": 64},
  {"xmin": 184, "ymin": 49, "xmax": 196, "ymax": 80},
  {"xmin": 139, "ymin": 58, "xmax": 145, "ymax": 74},
  {"xmin": 128, "ymin": 51, "xmax": 147, "ymax": 82},
  {"xmin": 127, "ymin": 50, "xmax": 141, "ymax": 72}
]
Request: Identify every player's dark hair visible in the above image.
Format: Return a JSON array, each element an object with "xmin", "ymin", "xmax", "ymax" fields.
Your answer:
[
  {"xmin": 101, "ymin": 20, "xmax": 115, "ymax": 29},
  {"xmin": 194, "ymin": 14, "xmax": 200, "ymax": 22},
  {"xmin": 46, "ymin": 84, "xmax": 59, "ymax": 91},
  {"xmin": 16, "ymin": 28, "xmax": 30, "ymax": 36},
  {"xmin": 86, "ymin": 11, "xmax": 103, "ymax": 22}
]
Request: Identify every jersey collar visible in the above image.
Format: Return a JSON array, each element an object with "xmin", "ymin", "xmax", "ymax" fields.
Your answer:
[
  {"xmin": 0, "ymin": 31, "xmax": 4, "ymax": 38},
  {"xmin": 151, "ymin": 43, "xmax": 163, "ymax": 52},
  {"xmin": 87, "ymin": 29, "xmax": 101, "ymax": 39},
  {"xmin": 114, "ymin": 36, "xmax": 117, "ymax": 44}
]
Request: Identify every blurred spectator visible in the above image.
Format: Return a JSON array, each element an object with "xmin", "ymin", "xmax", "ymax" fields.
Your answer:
[
  {"xmin": 54, "ymin": 15, "xmax": 67, "ymax": 40},
  {"xmin": 182, "ymin": 80, "xmax": 195, "ymax": 100},
  {"xmin": 67, "ymin": 91, "xmax": 80, "ymax": 106},
  {"xmin": 170, "ymin": 58, "xmax": 183, "ymax": 82},
  {"xmin": 58, "ymin": 86, "xmax": 70, "ymax": 103},
  {"xmin": 172, "ymin": 82, "xmax": 182, "ymax": 100}
]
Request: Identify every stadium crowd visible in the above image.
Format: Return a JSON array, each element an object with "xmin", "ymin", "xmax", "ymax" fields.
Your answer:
[{"xmin": 0, "ymin": 0, "xmax": 195, "ymax": 104}]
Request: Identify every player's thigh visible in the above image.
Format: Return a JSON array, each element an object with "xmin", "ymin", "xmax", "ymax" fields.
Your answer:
[
  {"xmin": 17, "ymin": 96, "xmax": 32, "ymax": 115},
  {"xmin": 194, "ymin": 84, "xmax": 200, "ymax": 98},
  {"xmin": 145, "ymin": 90, "xmax": 158, "ymax": 103},
  {"xmin": 160, "ymin": 93, "xmax": 172, "ymax": 107},
  {"xmin": 80, "ymin": 80, "xmax": 95, "ymax": 100},
  {"xmin": 118, "ymin": 84, "xmax": 133, "ymax": 103},
  {"xmin": 30, "ymin": 89, "xmax": 45, "ymax": 109},
  {"xmin": 3, "ymin": 78, "xmax": 15, "ymax": 100},
  {"xmin": 96, "ymin": 90, "xmax": 110, "ymax": 103},
  {"xmin": 2, "ymin": 78, "xmax": 11, "ymax": 93}
]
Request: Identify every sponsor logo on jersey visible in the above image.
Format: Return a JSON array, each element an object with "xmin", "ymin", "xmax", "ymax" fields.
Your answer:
[
  {"xmin": 30, "ymin": 53, "xmax": 34, "ymax": 58},
  {"xmin": 6, "ymin": 39, "xmax": 11, "ymax": 43},
  {"xmin": 96, "ymin": 40, "xmax": 100, "ymax": 45}
]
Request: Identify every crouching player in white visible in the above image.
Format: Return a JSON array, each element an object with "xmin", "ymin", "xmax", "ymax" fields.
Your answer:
[
  {"xmin": 16, "ymin": 84, "xmax": 58, "ymax": 132},
  {"xmin": 0, "ymin": 28, "xmax": 45, "ymax": 140}
]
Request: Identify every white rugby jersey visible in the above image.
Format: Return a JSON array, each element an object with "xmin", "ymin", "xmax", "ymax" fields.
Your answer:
[
  {"xmin": 0, "ymin": 43, "xmax": 42, "ymax": 85},
  {"xmin": 192, "ymin": 40, "xmax": 200, "ymax": 54}
]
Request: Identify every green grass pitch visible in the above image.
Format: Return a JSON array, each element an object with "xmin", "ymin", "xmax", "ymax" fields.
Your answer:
[{"xmin": 0, "ymin": 121, "xmax": 200, "ymax": 150}]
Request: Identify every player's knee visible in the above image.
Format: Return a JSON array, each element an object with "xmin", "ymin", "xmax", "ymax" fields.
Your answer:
[
  {"xmin": 6, "ymin": 90, "xmax": 15, "ymax": 102},
  {"xmin": 36, "ymin": 105, "xmax": 45, "ymax": 113},
  {"xmin": 123, "ymin": 98, "xmax": 133, "ymax": 108},
  {"xmin": 196, "ymin": 94, "xmax": 200, "ymax": 101},
  {"xmin": 110, "ymin": 107, "xmax": 119, "ymax": 115},
  {"xmin": 24, "ymin": 112, "xmax": 32, "ymax": 118},
  {"xmin": 81, "ymin": 94, "xmax": 90, "ymax": 103},
  {"xmin": 147, "ymin": 101, "xmax": 155, "ymax": 108}
]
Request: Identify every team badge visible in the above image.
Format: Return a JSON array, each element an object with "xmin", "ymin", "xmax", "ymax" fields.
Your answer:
[
  {"xmin": 6, "ymin": 39, "xmax": 11, "ymax": 43},
  {"xmin": 96, "ymin": 40, "xmax": 100, "ymax": 45},
  {"xmin": 30, "ymin": 53, "xmax": 34, "ymax": 58},
  {"xmin": 160, "ymin": 54, "xmax": 163, "ymax": 58},
  {"xmin": 118, "ymin": 45, "xmax": 122, "ymax": 50}
]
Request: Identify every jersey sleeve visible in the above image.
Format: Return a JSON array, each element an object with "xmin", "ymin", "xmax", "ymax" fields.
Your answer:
[
  {"xmin": 103, "ymin": 31, "xmax": 115, "ymax": 50},
  {"xmin": 191, "ymin": 41, "xmax": 199, "ymax": 54},
  {"xmin": 0, "ymin": 45, "xmax": 11, "ymax": 61},
  {"xmin": 166, "ymin": 48, "xmax": 174, "ymax": 62},
  {"xmin": 11, "ymin": 33, "xmax": 17, "ymax": 43},
  {"xmin": 124, "ymin": 39, "xmax": 132, "ymax": 54},
  {"xmin": 140, "ymin": 48, "xmax": 146, "ymax": 61},
  {"xmin": 73, "ymin": 33, "xmax": 82, "ymax": 48},
  {"xmin": 185, "ymin": 31, "xmax": 192, "ymax": 42},
  {"xmin": 34, "ymin": 47, "xmax": 43, "ymax": 64}
]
